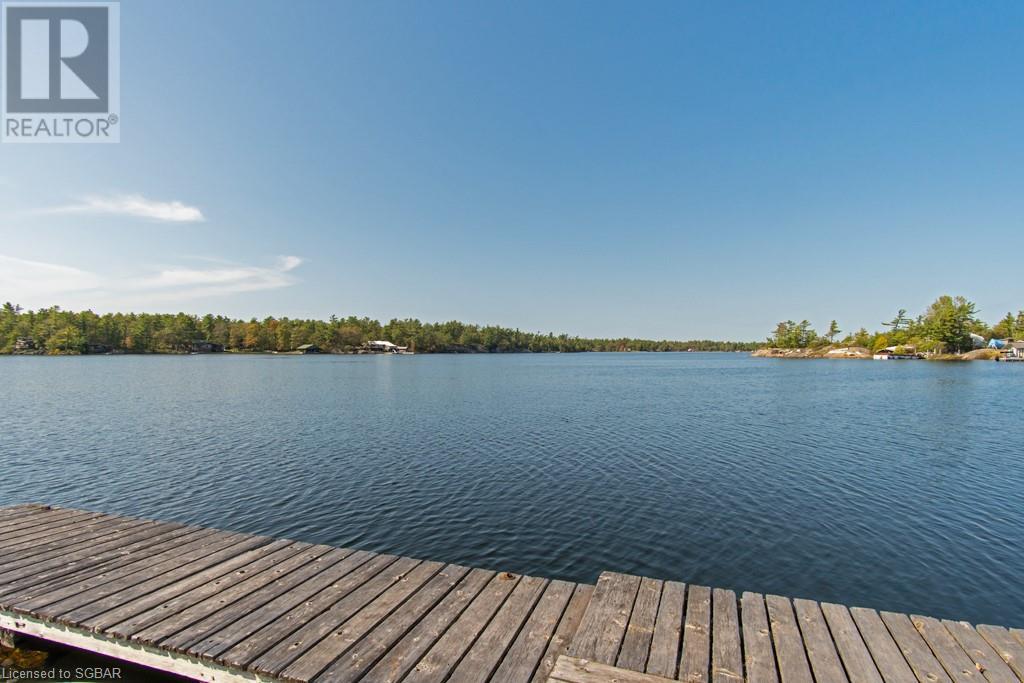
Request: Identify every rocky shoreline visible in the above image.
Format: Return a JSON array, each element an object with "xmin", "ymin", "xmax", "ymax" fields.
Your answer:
[{"xmin": 752, "ymin": 346, "xmax": 1003, "ymax": 361}]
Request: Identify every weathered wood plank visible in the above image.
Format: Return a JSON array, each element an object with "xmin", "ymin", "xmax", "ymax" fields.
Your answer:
[
  {"xmin": 740, "ymin": 592, "xmax": 777, "ymax": 683},
  {"xmin": 0, "ymin": 518, "xmax": 152, "ymax": 576},
  {"xmin": 248, "ymin": 556, "xmax": 420, "ymax": 676},
  {"xmin": 181, "ymin": 548, "xmax": 369, "ymax": 658},
  {"xmin": 0, "ymin": 511, "xmax": 121, "ymax": 553},
  {"xmin": 911, "ymin": 615, "xmax": 985, "ymax": 682},
  {"xmin": 18, "ymin": 532, "xmax": 264, "ymax": 619},
  {"xmin": 444, "ymin": 575, "xmax": 548, "ymax": 683},
  {"xmin": 0, "ymin": 509, "xmax": 98, "ymax": 544},
  {"xmin": 849, "ymin": 607, "xmax": 917, "ymax": 683},
  {"xmin": 388, "ymin": 571, "xmax": 519, "ymax": 683},
  {"xmin": 491, "ymin": 579, "xmax": 575, "ymax": 683},
  {"xmin": 0, "ymin": 525, "xmax": 203, "ymax": 602},
  {"xmin": 567, "ymin": 571, "xmax": 641, "ymax": 665},
  {"xmin": 532, "ymin": 584, "xmax": 594, "ymax": 683},
  {"xmin": 820, "ymin": 603, "xmax": 882, "ymax": 683},
  {"xmin": 315, "ymin": 564, "xmax": 474, "ymax": 683},
  {"xmin": 360, "ymin": 568, "xmax": 497, "ymax": 683},
  {"xmin": 879, "ymin": 611, "xmax": 954, "ymax": 683},
  {"xmin": 3, "ymin": 528, "xmax": 225, "ymax": 610},
  {"xmin": 793, "ymin": 598, "xmax": 847, "ymax": 683},
  {"xmin": 280, "ymin": 560, "xmax": 444, "ymax": 681},
  {"xmin": 215, "ymin": 552, "xmax": 396, "ymax": 669},
  {"xmin": 711, "ymin": 588, "xmax": 742, "ymax": 683},
  {"xmin": 765, "ymin": 595, "xmax": 813, "ymax": 683},
  {"xmin": 646, "ymin": 580, "xmax": 684, "ymax": 679},
  {"xmin": 976, "ymin": 625, "xmax": 1024, "ymax": 681},
  {"xmin": 618, "ymin": 577, "xmax": 662, "ymax": 672},
  {"xmin": 549, "ymin": 655, "xmax": 679, "ymax": 683},
  {"xmin": 52, "ymin": 535, "xmax": 275, "ymax": 625},
  {"xmin": 98, "ymin": 542, "xmax": 324, "ymax": 638},
  {"xmin": 679, "ymin": 584, "xmax": 712, "ymax": 683},
  {"xmin": 942, "ymin": 620, "xmax": 1019, "ymax": 683}
]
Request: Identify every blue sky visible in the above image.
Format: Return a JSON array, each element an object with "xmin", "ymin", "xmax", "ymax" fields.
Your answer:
[{"xmin": 1, "ymin": 1, "xmax": 1022, "ymax": 340}]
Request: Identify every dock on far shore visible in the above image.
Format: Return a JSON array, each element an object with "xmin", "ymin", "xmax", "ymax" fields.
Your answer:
[{"xmin": 1, "ymin": 504, "xmax": 1022, "ymax": 683}]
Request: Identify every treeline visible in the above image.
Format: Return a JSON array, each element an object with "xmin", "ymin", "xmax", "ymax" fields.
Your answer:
[
  {"xmin": 0, "ymin": 303, "xmax": 758, "ymax": 355},
  {"xmin": 768, "ymin": 295, "xmax": 1024, "ymax": 353}
]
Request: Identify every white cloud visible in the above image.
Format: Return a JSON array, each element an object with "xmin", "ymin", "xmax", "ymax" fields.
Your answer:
[
  {"xmin": 0, "ymin": 254, "xmax": 302, "ymax": 308},
  {"xmin": 0, "ymin": 254, "xmax": 102, "ymax": 294},
  {"xmin": 46, "ymin": 194, "xmax": 204, "ymax": 222},
  {"xmin": 134, "ymin": 255, "xmax": 304, "ymax": 299}
]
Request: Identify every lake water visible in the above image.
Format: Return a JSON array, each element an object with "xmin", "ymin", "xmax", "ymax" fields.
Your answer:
[{"xmin": 1, "ymin": 353, "xmax": 1021, "ymax": 626}]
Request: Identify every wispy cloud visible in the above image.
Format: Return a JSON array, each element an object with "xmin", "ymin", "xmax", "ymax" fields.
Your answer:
[
  {"xmin": 0, "ymin": 254, "xmax": 302, "ymax": 308},
  {"xmin": 0, "ymin": 254, "xmax": 102, "ymax": 294},
  {"xmin": 134, "ymin": 256, "xmax": 304, "ymax": 299},
  {"xmin": 46, "ymin": 194, "xmax": 205, "ymax": 222}
]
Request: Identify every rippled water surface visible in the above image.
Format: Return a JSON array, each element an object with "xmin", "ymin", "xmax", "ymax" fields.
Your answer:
[{"xmin": 1, "ymin": 353, "xmax": 1021, "ymax": 625}]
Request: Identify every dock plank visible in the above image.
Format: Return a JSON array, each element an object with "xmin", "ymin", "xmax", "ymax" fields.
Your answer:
[
  {"xmin": 680, "ymin": 584, "xmax": 712, "ymax": 683},
  {"xmin": 977, "ymin": 625, "xmax": 1024, "ymax": 681},
  {"xmin": 739, "ymin": 592, "xmax": 777, "ymax": 683},
  {"xmin": 360, "ymin": 568, "xmax": 496, "ymax": 683},
  {"xmin": 549, "ymin": 655, "xmax": 679, "ymax": 683},
  {"xmin": 444, "ymin": 575, "xmax": 548, "ymax": 683},
  {"xmin": 180, "ymin": 548, "xmax": 368, "ymax": 658},
  {"xmin": 942, "ymin": 620, "xmax": 1019, "ymax": 683},
  {"xmin": 219, "ymin": 552, "xmax": 399, "ymax": 670},
  {"xmin": 280, "ymin": 560, "xmax": 444, "ymax": 681},
  {"xmin": 248, "ymin": 556, "xmax": 420, "ymax": 676},
  {"xmin": 880, "ymin": 611, "xmax": 954, "ymax": 683},
  {"xmin": 820, "ymin": 603, "xmax": 882, "ymax": 683},
  {"xmin": 491, "ymin": 579, "xmax": 576, "ymax": 683},
  {"xmin": 567, "ymin": 571, "xmax": 641, "ymax": 665},
  {"xmin": 849, "ymin": 608, "xmax": 917, "ymax": 683},
  {"xmin": 793, "ymin": 598, "xmax": 847, "ymax": 683},
  {"xmin": 911, "ymin": 615, "xmax": 985, "ymax": 682},
  {"xmin": 618, "ymin": 578, "xmax": 662, "ymax": 673},
  {"xmin": 394, "ymin": 571, "xmax": 520, "ymax": 683},
  {"xmin": 0, "ymin": 524, "xmax": 197, "ymax": 598},
  {"xmin": 646, "ymin": 580, "xmax": 684, "ymax": 679},
  {"xmin": 531, "ymin": 584, "xmax": 594, "ymax": 683},
  {"xmin": 98, "ymin": 542, "xmax": 324, "ymax": 638},
  {"xmin": 712, "ymin": 589, "xmax": 742, "ymax": 683},
  {"xmin": 2, "ymin": 528, "xmax": 225, "ymax": 610},
  {"xmin": 765, "ymin": 595, "xmax": 813, "ymax": 683},
  {"xmin": 315, "ymin": 564, "xmax": 474, "ymax": 683}
]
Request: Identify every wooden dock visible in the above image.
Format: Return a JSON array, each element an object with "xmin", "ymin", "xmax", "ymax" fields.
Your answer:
[{"xmin": 1, "ymin": 505, "xmax": 1021, "ymax": 683}]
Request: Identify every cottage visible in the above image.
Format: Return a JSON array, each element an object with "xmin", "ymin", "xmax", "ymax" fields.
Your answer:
[
  {"xmin": 365, "ymin": 340, "xmax": 409, "ymax": 354},
  {"xmin": 295, "ymin": 343, "xmax": 321, "ymax": 354},
  {"xmin": 14, "ymin": 337, "xmax": 36, "ymax": 351},
  {"xmin": 873, "ymin": 345, "xmax": 921, "ymax": 360},
  {"xmin": 1000, "ymin": 340, "xmax": 1024, "ymax": 361},
  {"xmin": 190, "ymin": 340, "xmax": 224, "ymax": 353},
  {"xmin": 86, "ymin": 343, "xmax": 111, "ymax": 354}
]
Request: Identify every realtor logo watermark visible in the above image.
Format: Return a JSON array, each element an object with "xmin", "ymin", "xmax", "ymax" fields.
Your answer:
[{"xmin": 1, "ymin": 0, "xmax": 119, "ymax": 142}]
